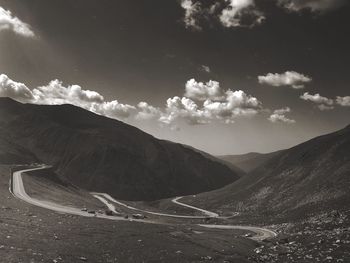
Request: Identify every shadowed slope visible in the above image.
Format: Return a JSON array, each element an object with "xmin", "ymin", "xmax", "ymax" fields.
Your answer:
[
  {"xmin": 0, "ymin": 98, "xmax": 240, "ymax": 201},
  {"xmin": 184, "ymin": 125, "xmax": 350, "ymax": 218}
]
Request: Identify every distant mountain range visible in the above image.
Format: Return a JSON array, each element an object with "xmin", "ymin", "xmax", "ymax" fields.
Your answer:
[
  {"xmin": 0, "ymin": 98, "xmax": 240, "ymax": 201},
  {"xmin": 184, "ymin": 124, "xmax": 350, "ymax": 219},
  {"xmin": 218, "ymin": 150, "xmax": 284, "ymax": 173}
]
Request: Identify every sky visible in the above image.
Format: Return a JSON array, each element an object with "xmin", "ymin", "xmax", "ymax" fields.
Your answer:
[{"xmin": 0, "ymin": 0, "xmax": 349, "ymax": 155}]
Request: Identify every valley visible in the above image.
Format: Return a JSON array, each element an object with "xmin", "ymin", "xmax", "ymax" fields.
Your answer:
[
  {"xmin": 0, "ymin": 165, "xmax": 274, "ymax": 262},
  {"xmin": 0, "ymin": 99, "xmax": 349, "ymax": 262}
]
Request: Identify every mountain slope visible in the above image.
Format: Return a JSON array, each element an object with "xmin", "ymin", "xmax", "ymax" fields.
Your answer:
[
  {"xmin": 218, "ymin": 150, "xmax": 284, "ymax": 173},
  {"xmin": 0, "ymin": 134, "xmax": 38, "ymax": 164},
  {"xmin": 184, "ymin": 125, "xmax": 350, "ymax": 218},
  {"xmin": 0, "ymin": 98, "xmax": 240, "ymax": 200},
  {"xmin": 182, "ymin": 144, "xmax": 246, "ymax": 177}
]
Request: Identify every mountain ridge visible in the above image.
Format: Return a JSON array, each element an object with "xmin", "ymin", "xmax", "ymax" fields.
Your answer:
[
  {"xmin": 0, "ymin": 97, "xmax": 240, "ymax": 201},
  {"xmin": 182, "ymin": 123, "xmax": 350, "ymax": 219},
  {"xmin": 218, "ymin": 150, "xmax": 284, "ymax": 173}
]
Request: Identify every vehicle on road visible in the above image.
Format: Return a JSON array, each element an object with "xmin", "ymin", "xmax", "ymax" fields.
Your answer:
[
  {"xmin": 132, "ymin": 213, "xmax": 147, "ymax": 219},
  {"xmin": 105, "ymin": 210, "xmax": 116, "ymax": 216}
]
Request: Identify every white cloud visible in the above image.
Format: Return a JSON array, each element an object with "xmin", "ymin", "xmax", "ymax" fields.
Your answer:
[
  {"xmin": 300, "ymin": 92, "xmax": 336, "ymax": 111},
  {"xmin": 0, "ymin": 75, "xmax": 135, "ymax": 120},
  {"xmin": 160, "ymin": 96, "xmax": 209, "ymax": 125},
  {"xmin": 158, "ymin": 79, "xmax": 262, "ymax": 126},
  {"xmin": 163, "ymin": 90, "xmax": 260, "ymax": 126},
  {"xmin": 277, "ymin": 0, "xmax": 346, "ymax": 13},
  {"xmin": 258, "ymin": 71, "xmax": 312, "ymax": 89},
  {"xmin": 203, "ymin": 89, "xmax": 261, "ymax": 120},
  {"xmin": 300, "ymin": 93, "xmax": 350, "ymax": 110},
  {"xmin": 336, "ymin": 96, "xmax": 350, "ymax": 107},
  {"xmin": 180, "ymin": 0, "xmax": 345, "ymax": 31},
  {"xmin": 185, "ymin": 78, "xmax": 224, "ymax": 101},
  {"xmin": 317, "ymin": 104, "xmax": 334, "ymax": 111},
  {"xmin": 268, "ymin": 107, "xmax": 296, "ymax": 124},
  {"xmin": 0, "ymin": 74, "xmax": 34, "ymax": 102},
  {"xmin": 300, "ymin": 92, "xmax": 333, "ymax": 105},
  {"xmin": 181, "ymin": 0, "xmax": 202, "ymax": 31},
  {"xmin": 219, "ymin": 0, "xmax": 265, "ymax": 28},
  {"xmin": 135, "ymin": 102, "xmax": 162, "ymax": 120},
  {"xmin": 32, "ymin": 80, "xmax": 104, "ymax": 106},
  {"xmin": 0, "ymin": 75, "xmax": 292, "ymax": 128},
  {"xmin": 91, "ymin": 100, "xmax": 136, "ymax": 119},
  {"xmin": 0, "ymin": 6, "xmax": 34, "ymax": 37},
  {"xmin": 179, "ymin": 0, "xmax": 264, "ymax": 30},
  {"xmin": 159, "ymin": 87, "xmax": 261, "ymax": 126}
]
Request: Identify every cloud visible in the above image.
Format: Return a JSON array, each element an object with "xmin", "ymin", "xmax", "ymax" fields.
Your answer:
[
  {"xmin": 203, "ymin": 89, "xmax": 261, "ymax": 121},
  {"xmin": 300, "ymin": 92, "xmax": 333, "ymax": 105},
  {"xmin": 300, "ymin": 93, "xmax": 350, "ymax": 110},
  {"xmin": 317, "ymin": 104, "xmax": 334, "ymax": 111},
  {"xmin": 180, "ymin": 0, "xmax": 346, "ymax": 31},
  {"xmin": 268, "ymin": 107, "xmax": 296, "ymax": 124},
  {"xmin": 258, "ymin": 71, "xmax": 312, "ymax": 89},
  {"xmin": 34, "ymin": 81, "xmax": 136, "ymax": 119},
  {"xmin": 0, "ymin": 74, "xmax": 273, "ymax": 128},
  {"xmin": 200, "ymin": 65, "xmax": 211, "ymax": 73},
  {"xmin": 160, "ymin": 82, "xmax": 262, "ymax": 126},
  {"xmin": 0, "ymin": 6, "xmax": 34, "ymax": 37},
  {"xmin": 184, "ymin": 78, "xmax": 224, "ymax": 101},
  {"xmin": 160, "ymin": 96, "xmax": 209, "ymax": 125},
  {"xmin": 219, "ymin": 0, "xmax": 265, "ymax": 28},
  {"xmin": 164, "ymin": 78, "xmax": 261, "ymax": 125},
  {"xmin": 179, "ymin": 0, "xmax": 264, "ymax": 30},
  {"xmin": 277, "ymin": 0, "xmax": 347, "ymax": 13},
  {"xmin": 180, "ymin": 0, "xmax": 202, "ymax": 31},
  {"xmin": 0, "ymin": 74, "xmax": 35, "ymax": 102},
  {"xmin": 336, "ymin": 96, "xmax": 350, "ymax": 107},
  {"xmin": 0, "ymin": 74, "xmax": 135, "ymax": 120},
  {"xmin": 91, "ymin": 100, "xmax": 136, "ymax": 119},
  {"xmin": 135, "ymin": 102, "xmax": 162, "ymax": 120},
  {"xmin": 32, "ymin": 80, "xmax": 105, "ymax": 106},
  {"xmin": 300, "ymin": 92, "xmax": 336, "ymax": 111}
]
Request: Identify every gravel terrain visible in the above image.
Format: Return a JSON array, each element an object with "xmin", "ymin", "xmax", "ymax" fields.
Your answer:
[{"xmin": 0, "ymin": 165, "xmax": 261, "ymax": 263}]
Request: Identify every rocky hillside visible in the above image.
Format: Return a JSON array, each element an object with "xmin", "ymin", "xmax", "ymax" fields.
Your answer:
[
  {"xmin": 184, "ymin": 125, "xmax": 350, "ymax": 219},
  {"xmin": 0, "ymin": 98, "xmax": 240, "ymax": 200},
  {"xmin": 0, "ymin": 132, "xmax": 38, "ymax": 164}
]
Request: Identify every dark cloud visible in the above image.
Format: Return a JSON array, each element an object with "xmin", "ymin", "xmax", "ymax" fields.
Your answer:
[{"xmin": 277, "ymin": 0, "xmax": 347, "ymax": 13}]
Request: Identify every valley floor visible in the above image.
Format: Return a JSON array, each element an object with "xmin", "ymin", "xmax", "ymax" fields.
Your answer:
[
  {"xmin": 1, "ymin": 165, "xmax": 349, "ymax": 262},
  {"xmin": 0, "ymin": 165, "xmax": 261, "ymax": 263}
]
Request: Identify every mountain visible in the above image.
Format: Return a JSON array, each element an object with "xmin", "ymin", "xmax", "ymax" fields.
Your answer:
[
  {"xmin": 182, "ymin": 145, "xmax": 247, "ymax": 177},
  {"xmin": 184, "ymin": 125, "xmax": 350, "ymax": 218},
  {"xmin": 0, "ymin": 98, "xmax": 240, "ymax": 201},
  {"xmin": 0, "ymin": 134, "xmax": 38, "ymax": 164},
  {"xmin": 218, "ymin": 150, "xmax": 284, "ymax": 173}
]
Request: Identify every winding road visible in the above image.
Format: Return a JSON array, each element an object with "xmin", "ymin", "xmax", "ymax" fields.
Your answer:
[
  {"xmin": 172, "ymin": 196, "xmax": 219, "ymax": 217},
  {"xmin": 10, "ymin": 166, "xmax": 149, "ymax": 223},
  {"xmin": 10, "ymin": 165, "xmax": 277, "ymax": 241},
  {"xmin": 92, "ymin": 192, "xmax": 214, "ymax": 219}
]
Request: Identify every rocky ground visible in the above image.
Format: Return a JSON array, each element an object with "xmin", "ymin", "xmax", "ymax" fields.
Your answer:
[
  {"xmin": 2, "ymin": 164, "xmax": 350, "ymax": 262},
  {"xmin": 250, "ymin": 211, "xmax": 350, "ymax": 262},
  {"xmin": 0, "ymin": 165, "xmax": 258, "ymax": 263},
  {"xmin": 138, "ymin": 197, "xmax": 350, "ymax": 262}
]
